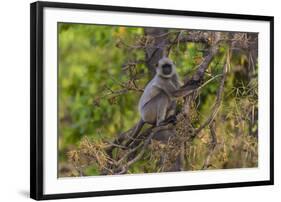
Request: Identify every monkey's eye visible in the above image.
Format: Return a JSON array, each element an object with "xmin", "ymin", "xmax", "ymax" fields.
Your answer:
[{"xmin": 162, "ymin": 64, "xmax": 172, "ymax": 75}]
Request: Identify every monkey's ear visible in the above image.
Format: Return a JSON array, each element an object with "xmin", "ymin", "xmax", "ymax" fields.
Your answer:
[{"xmin": 155, "ymin": 63, "xmax": 159, "ymax": 68}]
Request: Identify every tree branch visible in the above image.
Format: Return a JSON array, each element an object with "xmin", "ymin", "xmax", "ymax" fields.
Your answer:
[
  {"xmin": 194, "ymin": 53, "xmax": 228, "ymax": 136},
  {"xmin": 202, "ymin": 121, "xmax": 218, "ymax": 169}
]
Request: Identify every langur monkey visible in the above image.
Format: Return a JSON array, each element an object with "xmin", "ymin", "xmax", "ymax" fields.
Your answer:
[{"xmin": 129, "ymin": 57, "xmax": 181, "ymax": 142}]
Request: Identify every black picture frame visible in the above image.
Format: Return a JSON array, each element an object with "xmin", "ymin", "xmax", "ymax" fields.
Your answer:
[{"xmin": 30, "ymin": 1, "xmax": 274, "ymax": 200}]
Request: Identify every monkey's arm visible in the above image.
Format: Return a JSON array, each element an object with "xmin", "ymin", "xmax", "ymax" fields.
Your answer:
[
  {"xmin": 159, "ymin": 80, "xmax": 178, "ymax": 98},
  {"xmin": 172, "ymin": 80, "xmax": 201, "ymax": 97},
  {"xmin": 172, "ymin": 72, "xmax": 183, "ymax": 88}
]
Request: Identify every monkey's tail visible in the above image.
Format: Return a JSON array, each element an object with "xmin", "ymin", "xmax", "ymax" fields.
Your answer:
[
  {"xmin": 133, "ymin": 119, "xmax": 145, "ymax": 137},
  {"xmin": 126, "ymin": 119, "xmax": 145, "ymax": 147}
]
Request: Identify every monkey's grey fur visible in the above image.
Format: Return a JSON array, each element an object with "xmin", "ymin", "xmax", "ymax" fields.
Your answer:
[
  {"xmin": 129, "ymin": 57, "xmax": 181, "ymax": 143},
  {"xmin": 139, "ymin": 57, "xmax": 181, "ymax": 125}
]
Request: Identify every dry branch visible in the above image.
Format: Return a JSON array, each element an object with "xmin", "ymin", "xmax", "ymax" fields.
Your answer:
[
  {"xmin": 194, "ymin": 52, "xmax": 228, "ymax": 136},
  {"xmin": 202, "ymin": 122, "xmax": 218, "ymax": 169}
]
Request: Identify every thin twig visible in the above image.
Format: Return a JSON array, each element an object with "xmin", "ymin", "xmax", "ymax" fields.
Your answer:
[{"xmin": 194, "ymin": 58, "xmax": 228, "ymax": 136}]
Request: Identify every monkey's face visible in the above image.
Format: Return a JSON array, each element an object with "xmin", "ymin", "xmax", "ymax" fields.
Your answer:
[
  {"xmin": 157, "ymin": 57, "xmax": 176, "ymax": 78},
  {"xmin": 161, "ymin": 63, "xmax": 172, "ymax": 75}
]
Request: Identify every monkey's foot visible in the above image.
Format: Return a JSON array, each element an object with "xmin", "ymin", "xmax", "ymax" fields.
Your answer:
[
  {"xmin": 159, "ymin": 115, "xmax": 177, "ymax": 126},
  {"xmin": 169, "ymin": 115, "xmax": 177, "ymax": 125}
]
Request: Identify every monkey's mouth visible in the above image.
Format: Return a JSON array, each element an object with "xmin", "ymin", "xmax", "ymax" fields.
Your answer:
[{"xmin": 162, "ymin": 64, "xmax": 172, "ymax": 75}]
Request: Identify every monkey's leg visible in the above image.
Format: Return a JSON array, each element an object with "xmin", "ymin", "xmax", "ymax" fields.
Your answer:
[
  {"xmin": 163, "ymin": 100, "xmax": 177, "ymax": 125},
  {"xmin": 158, "ymin": 100, "xmax": 177, "ymax": 126},
  {"xmin": 154, "ymin": 97, "xmax": 177, "ymax": 142},
  {"xmin": 156, "ymin": 94, "xmax": 169, "ymax": 126},
  {"xmin": 166, "ymin": 100, "xmax": 176, "ymax": 117}
]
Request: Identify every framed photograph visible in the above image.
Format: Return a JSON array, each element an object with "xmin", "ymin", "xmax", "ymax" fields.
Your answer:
[{"xmin": 30, "ymin": 1, "xmax": 274, "ymax": 200}]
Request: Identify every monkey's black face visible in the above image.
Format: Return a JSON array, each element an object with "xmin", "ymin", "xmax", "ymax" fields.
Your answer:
[{"xmin": 161, "ymin": 63, "xmax": 172, "ymax": 75}]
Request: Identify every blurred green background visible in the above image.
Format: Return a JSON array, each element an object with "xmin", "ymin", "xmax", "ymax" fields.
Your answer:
[{"xmin": 58, "ymin": 23, "xmax": 258, "ymax": 177}]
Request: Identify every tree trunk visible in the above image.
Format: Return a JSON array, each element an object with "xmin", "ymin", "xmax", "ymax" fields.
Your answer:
[{"xmin": 144, "ymin": 28, "xmax": 169, "ymax": 77}]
